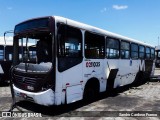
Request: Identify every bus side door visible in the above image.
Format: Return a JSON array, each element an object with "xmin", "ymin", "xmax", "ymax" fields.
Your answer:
[{"xmin": 56, "ymin": 24, "xmax": 83, "ymax": 104}]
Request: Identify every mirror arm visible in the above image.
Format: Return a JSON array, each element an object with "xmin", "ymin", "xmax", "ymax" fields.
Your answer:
[{"xmin": 4, "ymin": 30, "xmax": 14, "ymax": 45}]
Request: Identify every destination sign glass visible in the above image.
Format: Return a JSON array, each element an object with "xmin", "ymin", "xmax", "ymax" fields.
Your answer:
[{"xmin": 15, "ymin": 18, "xmax": 49, "ymax": 33}]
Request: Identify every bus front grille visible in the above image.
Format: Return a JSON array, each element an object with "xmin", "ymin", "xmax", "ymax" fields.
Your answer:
[
  {"xmin": 13, "ymin": 74, "xmax": 44, "ymax": 92},
  {"xmin": 14, "ymin": 74, "xmax": 38, "ymax": 85}
]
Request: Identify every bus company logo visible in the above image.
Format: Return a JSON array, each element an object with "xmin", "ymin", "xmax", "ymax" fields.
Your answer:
[{"xmin": 86, "ymin": 62, "xmax": 100, "ymax": 67}]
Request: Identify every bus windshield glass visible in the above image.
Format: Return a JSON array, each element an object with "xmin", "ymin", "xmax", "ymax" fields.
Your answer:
[{"xmin": 17, "ymin": 32, "xmax": 52, "ymax": 64}]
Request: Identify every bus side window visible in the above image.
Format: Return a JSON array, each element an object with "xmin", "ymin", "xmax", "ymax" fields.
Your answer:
[
  {"xmin": 0, "ymin": 46, "xmax": 4, "ymax": 61},
  {"xmin": 85, "ymin": 31, "xmax": 105, "ymax": 59},
  {"xmin": 58, "ymin": 25, "xmax": 82, "ymax": 58},
  {"xmin": 5, "ymin": 46, "xmax": 13, "ymax": 61},
  {"xmin": 131, "ymin": 43, "xmax": 138, "ymax": 59},
  {"xmin": 146, "ymin": 47, "xmax": 151, "ymax": 59},
  {"xmin": 151, "ymin": 48, "xmax": 155, "ymax": 59},
  {"xmin": 120, "ymin": 41, "xmax": 130, "ymax": 59},
  {"xmin": 57, "ymin": 24, "xmax": 82, "ymax": 72},
  {"xmin": 106, "ymin": 37, "xmax": 119, "ymax": 59},
  {"xmin": 139, "ymin": 45, "xmax": 145, "ymax": 59}
]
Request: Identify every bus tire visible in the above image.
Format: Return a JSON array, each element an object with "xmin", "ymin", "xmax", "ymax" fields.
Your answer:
[
  {"xmin": 133, "ymin": 71, "xmax": 145, "ymax": 86},
  {"xmin": 83, "ymin": 80, "xmax": 99, "ymax": 103}
]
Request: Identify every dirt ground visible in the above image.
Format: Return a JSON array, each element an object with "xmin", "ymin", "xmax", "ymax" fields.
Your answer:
[{"xmin": 0, "ymin": 80, "xmax": 160, "ymax": 120}]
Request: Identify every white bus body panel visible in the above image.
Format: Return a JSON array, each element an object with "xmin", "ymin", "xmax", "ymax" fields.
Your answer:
[
  {"xmin": 13, "ymin": 85, "xmax": 55, "ymax": 106},
  {"xmin": 112, "ymin": 60, "xmax": 136, "ymax": 88},
  {"xmin": 66, "ymin": 85, "xmax": 82, "ymax": 104},
  {"xmin": 106, "ymin": 59, "xmax": 145, "ymax": 88},
  {"xmin": 56, "ymin": 63, "xmax": 83, "ymax": 104},
  {"xmin": 83, "ymin": 59, "xmax": 106, "ymax": 92}
]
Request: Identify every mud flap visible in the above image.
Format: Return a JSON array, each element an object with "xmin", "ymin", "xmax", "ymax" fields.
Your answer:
[{"xmin": 107, "ymin": 69, "xmax": 119, "ymax": 90}]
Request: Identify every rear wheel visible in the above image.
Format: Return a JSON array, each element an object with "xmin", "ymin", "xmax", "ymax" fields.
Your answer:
[{"xmin": 133, "ymin": 71, "xmax": 146, "ymax": 86}]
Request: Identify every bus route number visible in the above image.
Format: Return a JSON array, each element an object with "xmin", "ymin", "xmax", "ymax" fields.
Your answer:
[{"xmin": 86, "ymin": 62, "xmax": 100, "ymax": 67}]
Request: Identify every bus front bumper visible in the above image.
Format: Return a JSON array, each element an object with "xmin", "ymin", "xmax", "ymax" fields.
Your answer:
[{"xmin": 13, "ymin": 85, "xmax": 55, "ymax": 106}]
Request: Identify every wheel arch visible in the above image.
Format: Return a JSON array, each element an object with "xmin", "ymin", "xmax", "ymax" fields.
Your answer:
[{"xmin": 83, "ymin": 77, "xmax": 100, "ymax": 95}]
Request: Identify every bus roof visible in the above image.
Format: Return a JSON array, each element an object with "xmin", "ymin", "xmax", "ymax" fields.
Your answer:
[
  {"xmin": 54, "ymin": 16, "xmax": 154, "ymax": 48},
  {"xmin": 14, "ymin": 16, "xmax": 154, "ymax": 48}
]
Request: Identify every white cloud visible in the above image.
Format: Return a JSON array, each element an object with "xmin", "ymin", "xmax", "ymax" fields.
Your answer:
[
  {"xmin": 101, "ymin": 7, "xmax": 107, "ymax": 13},
  {"xmin": 0, "ymin": 36, "xmax": 34, "ymax": 46},
  {"xmin": 113, "ymin": 5, "xmax": 128, "ymax": 10},
  {"xmin": 7, "ymin": 7, "xmax": 13, "ymax": 10},
  {"xmin": 0, "ymin": 36, "xmax": 13, "ymax": 45}
]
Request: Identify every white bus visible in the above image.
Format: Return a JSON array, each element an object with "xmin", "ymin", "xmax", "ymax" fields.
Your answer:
[
  {"xmin": 11, "ymin": 16, "xmax": 155, "ymax": 106},
  {"xmin": 0, "ymin": 43, "xmax": 13, "ymax": 83}
]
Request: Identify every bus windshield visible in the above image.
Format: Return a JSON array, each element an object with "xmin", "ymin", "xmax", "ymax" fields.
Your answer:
[{"xmin": 17, "ymin": 33, "xmax": 52, "ymax": 64}]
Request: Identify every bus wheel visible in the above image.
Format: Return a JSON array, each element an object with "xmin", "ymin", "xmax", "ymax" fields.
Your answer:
[
  {"xmin": 133, "ymin": 71, "xmax": 146, "ymax": 86},
  {"xmin": 83, "ymin": 82, "xmax": 99, "ymax": 103}
]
